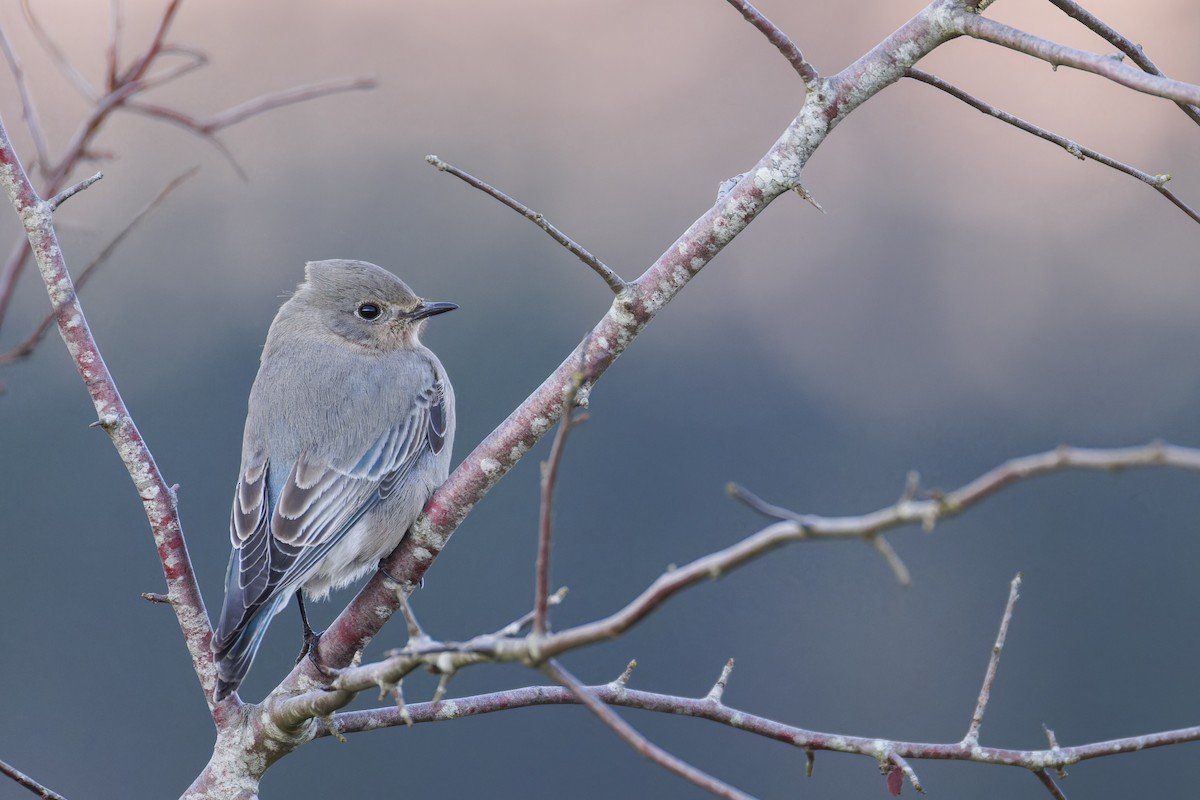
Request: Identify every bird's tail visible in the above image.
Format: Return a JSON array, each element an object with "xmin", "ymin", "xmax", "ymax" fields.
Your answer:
[{"xmin": 212, "ymin": 592, "xmax": 288, "ymax": 701}]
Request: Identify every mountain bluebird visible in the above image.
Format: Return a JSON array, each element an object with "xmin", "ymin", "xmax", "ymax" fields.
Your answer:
[{"xmin": 212, "ymin": 259, "xmax": 456, "ymax": 701}]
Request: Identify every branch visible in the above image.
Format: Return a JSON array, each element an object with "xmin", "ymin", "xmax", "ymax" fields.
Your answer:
[
  {"xmin": 534, "ymin": 373, "xmax": 588, "ymax": 636},
  {"xmin": 906, "ymin": 68, "xmax": 1200, "ymax": 225},
  {"xmin": 319, "ymin": 678, "xmax": 1200, "ymax": 774},
  {"xmin": 1046, "ymin": 0, "xmax": 1200, "ymax": 127},
  {"xmin": 0, "ymin": 26, "xmax": 51, "ymax": 177},
  {"xmin": 282, "ymin": 5, "xmax": 959, "ymax": 710},
  {"xmin": 125, "ymin": 76, "xmax": 377, "ymax": 135},
  {"xmin": 0, "ymin": 757, "xmax": 67, "ymax": 800},
  {"xmin": 0, "ymin": 116, "xmax": 219, "ymax": 710},
  {"xmin": 963, "ymin": 574, "xmax": 1021, "ymax": 747},
  {"xmin": 0, "ymin": 167, "xmax": 198, "ymax": 366},
  {"xmin": 723, "ymin": 0, "xmax": 818, "ymax": 84},
  {"xmin": 425, "ymin": 155, "xmax": 626, "ymax": 294},
  {"xmin": 956, "ymin": 14, "xmax": 1200, "ymax": 106},
  {"xmin": 542, "ymin": 659, "xmax": 753, "ymax": 800}
]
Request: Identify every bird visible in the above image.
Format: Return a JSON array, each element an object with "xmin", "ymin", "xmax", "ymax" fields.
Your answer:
[{"xmin": 211, "ymin": 259, "xmax": 456, "ymax": 702}]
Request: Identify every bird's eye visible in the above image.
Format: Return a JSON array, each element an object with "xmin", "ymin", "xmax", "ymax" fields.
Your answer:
[{"xmin": 356, "ymin": 303, "xmax": 382, "ymax": 320}]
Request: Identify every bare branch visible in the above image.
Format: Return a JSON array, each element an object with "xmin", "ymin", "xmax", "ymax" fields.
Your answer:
[
  {"xmin": 0, "ymin": 27, "xmax": 51, "ymax": 178},
  {"xmin": 1033, "ymin": 768, "xmax": 1069, "ymax": 800},
  {"xmin": 535, "ymin": 372, "xmax": 588, "ymax": 636},
  {"xmin": 0, "ymin": 117, "xmax": 217, "ymax": 709},
  {"xmin": 542, "ymin": 659, "xmax": 754, "ymax": 800},
  {"xmin": 426, "ymin": 155, "xmax": 627, "ymax": 294},
  {"xmin": 956, "ymin": 14, "xmax": 1200, "ymax": 106},
  {"xmin": 320, "ymin": 678, "xmax": 1200, "ymax": 775},
  {"xmin": 886, "ymin": 752, "xmax": 924, "ymax": 795},
  {"xmin": 0, "ymin": 758, "xmax": 68, "ymax": 800},
  {"xmin": 724, "ymin": 0, "xmax": 817, "ymax": 84},
  {"xmin": 19, "ymin": 0, "xmax": 98, "ymax": 100},
  {"xmin": 870, "ymin": 534, "xmax": 912, "ymax": 587},
  {"xmin": 906, "ymin": 68, "xmax": 1200, "ymax": 225},
  {"xmin": 963, "ymin": 574, "xmax": 1022, "ymax": 746},
  {"xmin": 191, "ymin": 76, "xmax": 378, "ymax": 133},
  {"xmin": 0, "ymin": 168, "xmax": 197, "ymax": 365},
  {"xmin": 118, "ymin": 0, "xmax": 184, "ymax": 86},
  {"xmin": 46, "ymin": 171, "xmax": 102, "ymax": 211},
  {"xmin": 105, "ymin": 0, "xmax": 121, "ymax": 92},
  {"xmin": 1046, "ymin": 0, "xmax": 1200, "ymax": 127}
]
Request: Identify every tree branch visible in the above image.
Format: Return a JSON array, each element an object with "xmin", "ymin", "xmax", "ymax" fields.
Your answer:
[
  {"xmin": 0, "ymin": 115, "xmax": 219, "ymax": 711},
  {"xmin": 956, "ymin": 14, "xmax": 1200, "ymax": 106},
  {"xmin": 906, "ymin": 68, "xmax": 1200, "ymax": 225},
  {"xmin": 963, "ymin": 574, "xmax": 1021, "ymax": 747},
  {"xmin": 542, "ymin": 658, "xmax": 753, "ymax": 800},
  {"xmin": 1046, "ymin": 0, "xmax": 1200, "ymax": 127},
  {"xmin": 723, "ymin": 0, "xmax": 818, "ymax": 84},
  {"xmin": 535, "ymin": 373, "xmax": 587, "ymax": 636},
  {"xmin": 425, "ymin": 155, "xmax": 626, "ymax": 294},
  {"xmin": 0, "ymin": 757, "xmax": 67, "ymax": 800},
  {"xmin": 318, "ymin": 678, "xmax": 1200, "ymax": 775}
]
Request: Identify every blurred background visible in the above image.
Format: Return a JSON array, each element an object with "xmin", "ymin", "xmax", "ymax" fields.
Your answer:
[{"xmin": 2, "ymin": 1, "xmax": 1199, "ymax": 797}]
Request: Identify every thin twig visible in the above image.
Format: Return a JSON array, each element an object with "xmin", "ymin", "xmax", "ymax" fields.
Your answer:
[
  {"xmin": 19, "ymin": 0, "xmax": 98, "ymax": 100},
  {"xmin": 542, "ymin": 658, "xmax": 754, "ymax": 800},
  {"xmin": 46, "ymin": 172, "xmax": 103, "ymax": 210},
  {"xmin": 321, "ymin": 679, "xmax": 1200, "ymax": 776},
  {"xmin": 0, "ymin": 757, "xmax": 68, "ymax": 800},
  {"xmin": 906, "ymin": 68, "xmax": 1200, "ymax": 225},
  {"xmin": 887, "ymin": 752, "xmax": 924, "ymax": 794},
  {"xmin": 105, "ymin": 0, "xmax": 121, "ymax": 92},
  {"xmin": 0, "ymin": 168, "xmax": 197, "ymax": 365},
  {"xmin": 963, "ymin": 574, "xmax": 1022, "ymax": 746},
  {"xmin": 534, "ymin": 373, "xmax": 588, "ymax": 636},
  {"xmin": 957, "ymin": 14, "xmax": 1200, "ymax": 107},
  {"xmin": 870, "ymin": 534, "xmax": 912, "ymax": 587},
  {"xmin": 425, "ymin": 154, "xmax": 626, "ymax": 294},
  {"xmin": 494, "ymin": 587, "xmax": 568, "ymax": 637},
  {"xmin": 1033, "ymin": 768, "xmax": 1070, "ymax": 800},
  {"xmin": 118, "ymin": 0, "xmax": 184, "ymax": 86},
  {"xmin": 723, "ymin": 0, "xmax": 818, "ymax": 84},
  {"xmin": 126, "ymin": 76, "xmax": 377, "ymax": 134},
  {"xmin": 0, "ymin": 27, "xmax": 51, "ymax": 178},
  {"xmin": 1045, "ymin": 0, "xmax": 1200, "ymax": 127}
]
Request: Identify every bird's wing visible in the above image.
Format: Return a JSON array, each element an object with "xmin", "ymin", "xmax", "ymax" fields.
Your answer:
[{"xmin": 212, "ymin": 379, "xmax": 450, "ymax": 661}]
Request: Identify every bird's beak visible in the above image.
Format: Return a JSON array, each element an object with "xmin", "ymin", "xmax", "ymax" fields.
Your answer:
[{"xmin": 410, "ymin": 301, "xmax": 458, "ymax": 320}]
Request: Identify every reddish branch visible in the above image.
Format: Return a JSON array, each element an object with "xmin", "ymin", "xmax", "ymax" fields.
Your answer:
[
  {"xmin": 8, "ymin": 0, "xmax": 1200, "ymax": 797},
  {"xmin": 0, "ymin": 116, "xmax": 217, "ymax": 707}
]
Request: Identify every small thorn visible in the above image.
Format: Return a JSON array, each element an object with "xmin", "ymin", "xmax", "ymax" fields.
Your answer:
[{"xmin": 141, "ymin": 592, "xmax": 171, "ymax": 604}]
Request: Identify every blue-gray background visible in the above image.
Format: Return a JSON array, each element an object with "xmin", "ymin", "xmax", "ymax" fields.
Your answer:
[{"xmin": 2, "ymin": 1, "xmax": 1198, "ymax": 798}]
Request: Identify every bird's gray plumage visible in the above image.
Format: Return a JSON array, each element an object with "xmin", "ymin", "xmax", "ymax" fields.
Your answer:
[{"xmin": 212, "ymin": 259, "xmax": 456, "ymax": 701}]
